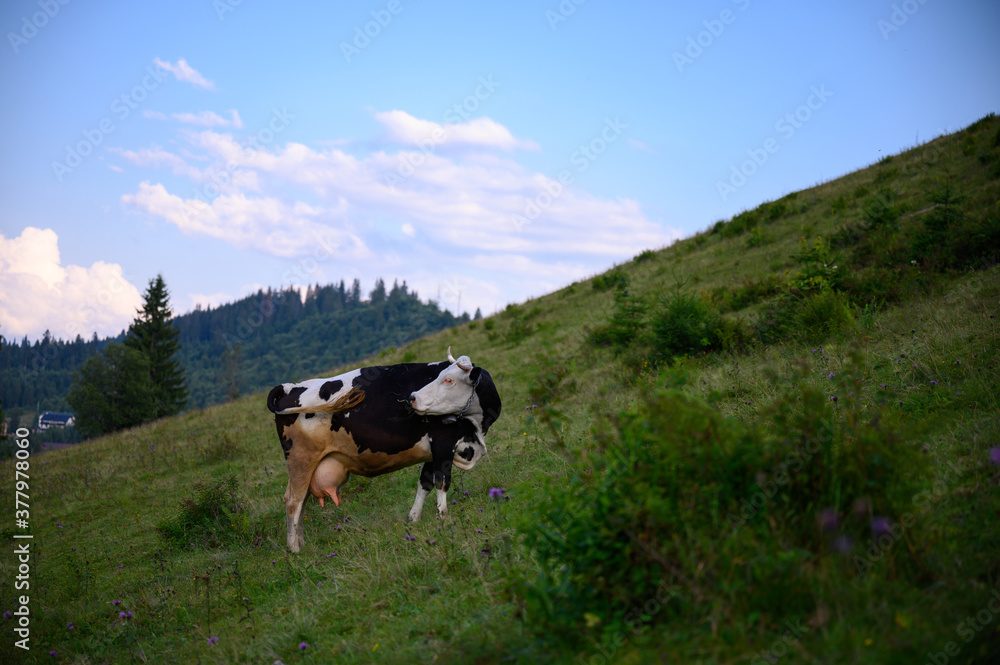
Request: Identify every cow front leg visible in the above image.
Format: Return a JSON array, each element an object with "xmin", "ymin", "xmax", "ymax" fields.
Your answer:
[
  {"xmin": 408, "ymin": 463, "xmax": 435, "ymax": 522},
  {"xmin": 433, "ymin": 459, "xmax": 453, "ymax": 518}
]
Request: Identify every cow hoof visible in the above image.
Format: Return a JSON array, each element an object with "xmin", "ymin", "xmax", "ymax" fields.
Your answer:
[{"xmin": 407, "ymin": 512, "xmax": 421, "ymax": 523}]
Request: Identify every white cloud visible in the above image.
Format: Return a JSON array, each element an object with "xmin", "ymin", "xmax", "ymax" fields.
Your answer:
[
  {"xmin": 152, "ymin": 58, "xmax": 215, "ymax": 90},
  {"xmin": 108, "ymin": 145, "xmax": 202, "ymax": 179},
  {"xmin": 144, "ymin": 108, "xmax": 242, "ymax": 128},
  {"xmin": 117, "ymin": 110, "xmax": 680, "ymax": 317},
  {"xmin": 375, "ymin": 110, "xmax": 539, "ymax": 151},
  {"xmin": 121, "ymin": 182, "xmax": 369, "ymax": 260},
  {"xmin": 0, "ymin": 228, "xmax": 143, "ymax": 341},
  {"xmin": 628, "ymin": 138, "xmax": 656, "ymax": 153}
]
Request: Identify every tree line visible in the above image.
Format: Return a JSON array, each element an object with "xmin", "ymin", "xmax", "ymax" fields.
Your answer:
[{"xmin": 0, "ymin": 277, "xmax": 471, "ymax": 439}]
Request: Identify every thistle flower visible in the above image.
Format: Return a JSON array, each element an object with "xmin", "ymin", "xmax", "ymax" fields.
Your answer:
[
  {"xmin": 299, "ymin": 642, "xmax": 309, "ymax": 650},
  {"xmin": 488, "ymin": 487, "xmax": 505, "ymax": 499},
  {"xmin": 818, "ymin": 508, "xmax": 839, "ymax": 533},
  {"xmin": 871, "ymin": 516, "xmax": 892, "ymax": 537},
  {"xmin": 207, "ymin": 637, "xmax": 219, "ymax": 644},
  {"xmin": 989, "ymin": 447, "xmax": 1000, "ymax": 466}
]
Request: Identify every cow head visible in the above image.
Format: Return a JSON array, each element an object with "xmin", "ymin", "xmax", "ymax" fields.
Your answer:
[{"xmin": 409, "ymin": 348, "xmax": 501, "ymax": 433}]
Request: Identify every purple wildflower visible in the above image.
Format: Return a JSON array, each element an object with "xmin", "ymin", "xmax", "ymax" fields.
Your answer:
[
  {"xmin": 3, "ymin": 611, "xmax": 11, "ymax": 618},
  {"xmin": 317, "ymin": 581, "xmax": 323, "ymax": 587},
  {"xmin": 488, "ymin": 487, "xmax": 505, "ymax": 499},
  {"xmin": 119, "ymin": 611, "xmax": 128, "ymax": 619},
  {"xmin": 207, "ymin": 636, "xmax": 219, "ymax": 644},
  {"xmin": 828, "ymin": 372, "xmax": 835, "ymax": 379},
  {"xmin": 989, "ymin": 447, "xmax": 1000, "ymax": 466},
  {"xmin": 49, "ymin": 651, "xmax": 57, "ymax": 657},
  {"xmin": 832, "ymin": 536, "xmax": 853, "ymax": 554},
  {"xmin": 818, "ymin": 508, "xmax": 840, "ymax": 533},
  {"xmin": 112, "ymin": 600, "xmax": 122, "ymax": 606},
  {"xmin": 327, "ymin": 552, "xmax": 337, "ymax": 557},
  {"xmin": 68, "ymin": 622, "xmax": 74, "ymax": 630},
  {"xmin": 871, "ymin": 517, "xmax": 893, "ymax": 537},
  {"xmin": 299, "ymin": 642, "xmax": 309, "ymax": 650},
  {"xmin": 404, "ymin": 534, "xmax": 416, "ymax": 541},
  {"xmin": 476, "ymin": 529, "xmax": 483, "ymax": 533}
]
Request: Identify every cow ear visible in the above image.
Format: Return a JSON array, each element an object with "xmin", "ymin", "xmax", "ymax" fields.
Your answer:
[{"xmin": 472, "ymin": 369, "xmax": 502, "ymax": 434}]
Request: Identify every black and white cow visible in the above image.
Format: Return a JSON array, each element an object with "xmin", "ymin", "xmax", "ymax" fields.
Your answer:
[{"xmin": 267, "ymin": 348, "xmax": 502, "ymax": 552}]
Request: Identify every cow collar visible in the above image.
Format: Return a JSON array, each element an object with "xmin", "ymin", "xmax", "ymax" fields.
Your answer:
[{"xmin": 442, "ymin": 371, "xmax": 482, "ymax": 424}]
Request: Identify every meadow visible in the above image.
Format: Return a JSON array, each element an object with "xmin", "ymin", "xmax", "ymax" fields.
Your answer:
[{"xmin": 2, "ymin": 114, "xmax": 998, "ymax": 664}]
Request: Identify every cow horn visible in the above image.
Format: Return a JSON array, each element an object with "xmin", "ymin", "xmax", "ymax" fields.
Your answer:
[
  {"xmin": 457, "ymin": 356, "xmax": 473, "ymax": 371},
  {"xmin": 447, "ymin": 346, "xmax": 457, "ymax": 363}
]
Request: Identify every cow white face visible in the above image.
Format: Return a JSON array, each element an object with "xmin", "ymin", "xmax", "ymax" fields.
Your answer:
[{"xmin": 409, "ymin": 354, "xmax": 477, "ymax": 416}]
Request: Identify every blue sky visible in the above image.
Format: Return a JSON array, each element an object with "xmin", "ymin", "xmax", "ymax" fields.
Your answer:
[{"xmin": 1, "ymin": 0, "xmax": 998, "ymax": 342}]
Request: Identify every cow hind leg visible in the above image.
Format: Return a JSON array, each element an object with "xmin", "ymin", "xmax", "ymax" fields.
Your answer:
[
  {"xmin": 408, "ymin": 463, "xmax": 435, "ymax": 522},
  {"xmin": 284, "ymin": 453, "xmax": 325, "ymax": 553}
]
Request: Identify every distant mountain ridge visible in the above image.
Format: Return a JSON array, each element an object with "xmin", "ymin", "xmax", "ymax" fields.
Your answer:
[{"xmin": 0, "ymin": 278, "xmax": 470, "ymax": 420}]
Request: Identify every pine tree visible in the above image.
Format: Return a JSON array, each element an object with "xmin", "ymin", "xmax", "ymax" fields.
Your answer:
[
  {"xmin": 67, "ymin": 342, "xmax": 157, "ymax": 438},
  {"xmin": 124, "ymin": 275, "xmax": 188, "ymax": 418}
]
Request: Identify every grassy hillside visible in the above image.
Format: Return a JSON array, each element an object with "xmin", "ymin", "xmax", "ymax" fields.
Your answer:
[{"xmin": 2, "ymin": 114, "xmax": 998, "ymax": 664}]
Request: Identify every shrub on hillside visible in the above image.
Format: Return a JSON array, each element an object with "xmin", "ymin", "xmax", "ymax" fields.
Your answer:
[
  {"xmin": 592, "ymin": 270, "xmax": 629, "ymax": 292},
  {"xmin": 512, "ymin": 361, "xmax": 929, "ymax": 646},
  {"xmin": 589, "ymin": 286, "xmax": 648, "ymax": 350},
  {"xmin": 651, "ymin": 290, "xmax": 723, "ymax": 360},
  {"xmin": 158, "ymin": 475, "xmax": 249, "ymax": 549}
]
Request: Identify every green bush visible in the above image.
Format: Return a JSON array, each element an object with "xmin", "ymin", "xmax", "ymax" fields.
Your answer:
[
  {"xmin": 593, "ymin": 270, "xmax": 629, "ymax": 292},
  {"xmin": 797, "ymin": 290, "xmax": 856, "ymax": 343},
  {"xmin": 512, "ymin": 361, "xmax": 929, "ymax": 646},
  {"xmin": 157, "ymin": 475, "xmax": 249, "ymax": 548},
  {"xmin": 651, "ymin": 290, "xmax": 722, "ymax": 360},
  {"xmin": 589, "ymin": 287, "xmax": 647, "ymax": 350}
]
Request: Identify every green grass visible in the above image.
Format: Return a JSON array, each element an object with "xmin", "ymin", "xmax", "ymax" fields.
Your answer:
[{"xmin": 2, "ymin": 114, "xmax": 999, "ymax": 664}]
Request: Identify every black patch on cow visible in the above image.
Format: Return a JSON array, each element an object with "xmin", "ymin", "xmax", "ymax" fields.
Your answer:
[
  {"xmin": 470, "ymin": 367, "xmax": 502, "ymax": 433},
  {"xmin": 319, "ymin": 379, "xmax": 343, "ymax": 401},
  {"xmin": 267, "ymin": 385, "xmax": 308, "ymax": 413},
  {"xmin": 305, "ymin": 413, "xmax": 314, "ymax": 419},
  {"xmin": 274, "ymin": 413, "xmax": 298, "ymax": 459},
  {"xmin": 330, "ymin": 415, "xmax": 343, "ymax": 433}
]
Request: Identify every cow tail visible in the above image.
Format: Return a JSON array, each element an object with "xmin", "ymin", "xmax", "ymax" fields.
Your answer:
[{"xmin": 273, "ymin": 387, "xmax": 366, "ymax": 415}]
